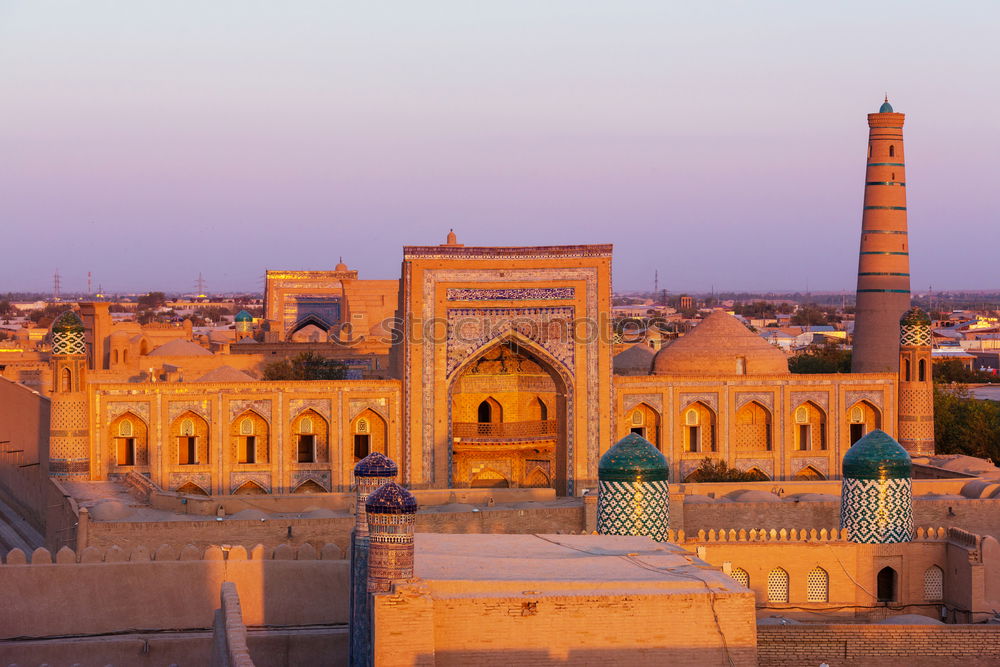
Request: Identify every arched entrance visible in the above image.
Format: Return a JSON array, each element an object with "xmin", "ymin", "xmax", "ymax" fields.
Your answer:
[{"xmin": 449, "ymin": 338, "xmax": 569, "ymax": 494}]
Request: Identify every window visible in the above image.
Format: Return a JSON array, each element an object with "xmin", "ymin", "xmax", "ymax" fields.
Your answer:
[
  {"xmin": 300, "ymin": 416, "xmax": 314, "ymax": 434},
  {"xmin": 798, "ymin": 424, "xmax": 811, "ymax": 451},
  {"xmin": 904, "ymin": 358, "xmax": 911, "ymax": 381},
  {"xmin": 240, "ymin": 436, "xmax": 257, "ymax": 464},
  {"xmin": 736, "ymin": 356, "xmax": 746, "ymax": 375},
  {"xmin": 918, "ymin": 359, "xmax": 926, "ymax": 382},
  {"xmin": 180, "ymin": 436, "xmax": 197, "ymax": 465},
  {"xmin": 877, "ymin": 567, "xmax": 897, "ymax": 602},
  {"xmin": 889, "ymin": 145, "xmax": 895, "ymax": 157},
  {"xmin": 180, "ymin": 419, "xmax": 195, "ymax": 437},
  {"xmin": 807, "ymin": 567, "xmax": 829, "ymax": 602},
  {"xmin": 297, "ymin": 434, "xmax": 316, "ymax": 463},
  {"xmin": 354, "ymin": 434, "xmax": 370, "ymax": 459},
  {"xmin": 61, "ymin": 367, "xmax": 72, "ymax": 392},
  {"xmin": 357, "ymin": 418, "xmax": 369, "ymax": 433},
  {"xmin": 119, "ymin": 420, "xmax": 133, "ymax": 438},
  {"xmin": 924, "ymin": 566, "xmax": 943, "ymax": 601},
  {"xmin": 632, "ymin": 410, "xmax": 644, "ymax": 426},
  {"xmin": 767, "ymin": 568, "xmax": 789, "ymax": 603},
  {"xmin": 730, "ymin": 568, "xmax": 749, "ymax": 589},
  {"xmin": 240, "ymin": 418, "xmax": 254, "ymax": 436},
  {"xmin": 686, "ymin": 426, "xmax": 700, "ymax": 452},
  {"xmin": 117, "ymin": 438, "xmax": 135, "ymax": 466}
]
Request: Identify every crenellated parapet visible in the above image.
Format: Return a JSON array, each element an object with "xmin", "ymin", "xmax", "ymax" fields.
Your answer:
[
  {"xmin": 1, "ymin": 541, "xmax": 347, "ymax": 565},
  {"xmin": 679, "ymin": 525, "xmax": 949, "ymax": 545}
]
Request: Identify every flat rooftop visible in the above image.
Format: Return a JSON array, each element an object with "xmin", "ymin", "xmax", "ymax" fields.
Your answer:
[{"xmin": 414, "ymin": 533, "xmax": 744, "ymax": 596}]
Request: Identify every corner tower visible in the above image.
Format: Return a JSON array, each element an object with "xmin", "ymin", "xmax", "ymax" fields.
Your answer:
[
  {"xmin": 851, "ymin": 98, "xmax": 911, "ymax": 373},
  {"xmin": 48, "ymin": 311, "xmax": 90, "ymax": 479}
]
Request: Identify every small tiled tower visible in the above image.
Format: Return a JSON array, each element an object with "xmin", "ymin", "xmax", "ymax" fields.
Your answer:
[
  {"xmin": 840, "ymin": 430, "xmax": 913, "ymax": 543},
  {"xmin": 49, "ymin": 311, "xmax": 90, "ymax": 479},
  {"xmin": 233, "ymin": 310, "xmax": 254, "ymax": 341},
  {"xmin": 852, "ymin": 97, "xmax": 911, "ymax": 373},
  {"xmin": 366, "ymin": 481, "xmax": 418, "ymax": 593},
  {"xmin": 350, "ymin": 453, "xmax": 398, "ymax": 667},
  {"xmin": 897, "ymin": 307, "xmax": 935, "ymax": 455},
  {"xmin": 597, "ymin": 433, "xmax": 670, "ymax": 542}
]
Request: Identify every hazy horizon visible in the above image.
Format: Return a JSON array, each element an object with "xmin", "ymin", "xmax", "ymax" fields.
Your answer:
[{"xmin": 3, "ymin": 2, "xmax": 998, "ymax": 293}]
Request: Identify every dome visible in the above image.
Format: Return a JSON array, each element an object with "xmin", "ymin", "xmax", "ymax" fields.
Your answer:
[
  {"xmin": 51, "ymin": 310, "xmax": 85, "ymax": 334},
  {"xmin": 843, "ymin": 429, "xmax": 912, "ymax": 480},
  {"xmin": 365, "ymin": 481, "xmax": 418, "ymax": 515},
  {"xmin": 234, "ymin": 310, "xmax": 253, "ymax": 323},
  {"xmin": 900, "ymin": 307, "xmax": 931, "ymax": 326},
  {"xmin": 354, "ymin": 452, "xmax": 398, "ymax": 478},
  {"xmin": 879, "ymin": 99, "xmax": 894, "ymax": 113},
  {"xmin": 651, "ymin": 310, "xmax": 788, "ymax": 375},
  {"xmin": 335, "ymin": 257, "xmax": 348, "ymax": 272},
  {"xmin": 598, "ymin": 433, "xmax": 669, "ymax": 482}
]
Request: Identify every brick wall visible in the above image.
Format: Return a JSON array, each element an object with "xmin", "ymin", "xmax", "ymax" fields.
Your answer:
[{"xmin": 758, "ymin": 624, "xmax": 1000, "ymax": 667}]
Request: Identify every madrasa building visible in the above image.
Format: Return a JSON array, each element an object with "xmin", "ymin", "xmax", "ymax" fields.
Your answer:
[{"xmin": 26, "ymin": 98, "xmax": 931, "ymax": 497}]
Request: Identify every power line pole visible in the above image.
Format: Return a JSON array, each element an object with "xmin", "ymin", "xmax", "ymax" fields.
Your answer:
[
  {"xmin": 195, "ymin": 272, "xmax": 207, "ymax": 296},
  {"xmin": 53, "ymin": 270, "xmax": 61, "ymax": 302}
]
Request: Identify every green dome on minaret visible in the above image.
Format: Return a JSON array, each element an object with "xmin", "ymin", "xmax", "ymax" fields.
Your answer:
[
  {"xmin": 234, "ymin": 310, "xmax": 253, "ymax": 323},
  {"xmin": 598, "ymin": 433, "xmax": 669, "ymax": 482},
  {"xmin": 900, "ymin": 307, "xmax": 931, "ymax": 326},
  {"xmin": 51, "ymin": 310, "xmax": 85, "ymax": 334},
  {"xmin": 842, "ymin": 429, "xmax": 912, "ymax": 480},
  {"xmin": 879, "ymin": 98, "xmax": 894, "ymax": 113}
]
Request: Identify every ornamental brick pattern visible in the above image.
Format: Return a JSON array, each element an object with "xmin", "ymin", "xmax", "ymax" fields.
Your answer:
[
  {"xmin": 597, "ymin": 479, "xmax": 670, "ymax": 541},
  {"xmin": 840, "ymin": 476, "xmax": 913, "ymax": 543}
]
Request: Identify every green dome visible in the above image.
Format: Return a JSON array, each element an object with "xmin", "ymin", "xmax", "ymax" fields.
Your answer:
[
  {"xmin": 51, "ymin": 310, "xmax": 85, "ymax": 334},
  {"xmin": 234, "ymin": 310, "xmax": 253, "ymax": 323},
  {"xmin": 900, "ymin": 307, "xmax": 931, "ymax": 326},
  {"xmin": 598, "ymin": 433, "xmax": 669, "ymax": 482},
  {"xmin": 843, "ymin": 429, "xmax": 911, "ymax": 480},
  {"xmin": 879, "ymin": 100, "xmax": 894, "ymax": 113}
]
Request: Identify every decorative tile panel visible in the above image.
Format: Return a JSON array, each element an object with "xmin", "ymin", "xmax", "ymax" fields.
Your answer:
[
  {"xmin": 846, "ymin": 390, "xmax": 883, "ymax": 409},
  {"xmin": 597, "ymin": 479, "xmax": 670, "ymax": 542},
  {"xmin": 623, "ymin": 393, "xmax": 663, "ymax": 414},
  {"xmin": 790, "ymin": 391, "xmax": 830, "ymax": 411},
  {"xmin": 446, "ymin": 307, "xmax": 576, "ymax": 376},
  {"xmin": 735, "ymin": 392, "xmax": 774, "ymax": 412},
  {"xmin": 289, "ymin": 399, "xmax": 332, "ymax": 422},
  {"xmin": 840, "ymin": 476, "xmax": 913, "ymax": 543},
  {"xmin": 229, "ymin": 399, "xmax": 272, "ymax": 423},
  {"xmin": 106, "ymin": 401, "xmax": 150, "ymax": 424},
  {"xmin": 230, "ymin": 471, "xmax": 272, "ymax": 494},
  {"xmin": 446, "ymin": 287, "xmax": 575, "ymax": 301},
  {"xmin": 680, "ymin": 393, "xmax": 719, "ymax": 413},
  {"xmin": 168, "ymin": 400, "xmax": 211, "ymax": 423}
]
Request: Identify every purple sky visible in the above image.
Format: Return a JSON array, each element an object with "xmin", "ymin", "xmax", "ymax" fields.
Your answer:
[{"xmin": 2, "ymin": 2, "xmax": 998, "ymax": 294}]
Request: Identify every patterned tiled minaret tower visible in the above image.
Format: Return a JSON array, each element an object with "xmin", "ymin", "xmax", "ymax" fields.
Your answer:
[
  {"xmin": 898, "ymin": 307, "xmax": 935, "ymax": 455},
  {"xmin": 48, "ymin": 311, "xmax": 90, "ymax": 479},
  {"xmin": 350, "ymin": 453, "xmax": 397, "ymax": 667},
  {"xmin": 597, "ymin": 433, "xmax": 670, "ymax": 542},
  {"xmin": 851, "ymin": 97, "xmax": 911, "ymax": 373},
  {"xmin": 233, "ymin": 310, "xmax": 253, "ymax": 341},
  {"xmin": 840, "ymin": 430, "xmax": 913, "ymax": 543},
  {"xmin": 365, "ymin": 481, "xmax": 418, "ymax": 593}
]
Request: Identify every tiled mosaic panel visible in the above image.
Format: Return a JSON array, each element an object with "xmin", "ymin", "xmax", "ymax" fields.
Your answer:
[
  {"xmin": 840, "ymin": 476, "xmax": 913, "ymax": 543},
  {"xmin": 446, "ymin": 287, "xmax": 575, "ymax": 301},
  {"xmin": 597, "ymin": 479, "xmax": 670, "ymax": 542},
  {"xmin": 900, "ymin": 324, "xmax": 932, "ymax": 347},
  {"xmin": 446, "ymin": 307, "xmax": 576, "ymax": 375},
  {"xmin": 52, "ymin": 331, "xmax": 86, "ymax": 355}
]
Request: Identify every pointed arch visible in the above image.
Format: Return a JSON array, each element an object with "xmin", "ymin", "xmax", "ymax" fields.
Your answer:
[
  {"xmin": 109, "ymin": 411, "xmax": 148, "ymax": 467},
  {"xmin": 730, "ymin": 567, "xmax": 750, "ymax": 589},
  {"xmin": 527, "ymin": 396, "xmax": 548, "ymax": 421},
  {"xmin": 793, "ymin": 401, "xmax": 827, "ymax": 451},
  {"xmin": 877, "ymin": 566, "xmax": 897, "ymax": 602},
  {"xmin": 352, "ymin": 408, "xmax": 387, "ymax": 462},
  {"xmin": 767, "ymin": 568, "xmax": 789, "ymax": 603},
  {"xmin": 793, "ymin": 466, "xmax": 826, "ymax": 481},
  {"xmin": 292, "ymin": 479, "xmax": 327, "ymax": 494},
  {"xmin": 470, "ymin": 468, "xmax": 510, "ymax": 488},
  {"xmin": 626, "ymin": 402, "xmax": 661, "ymax": 449},
  {"xmin": 477, "ymin": 397, "xmax": 503, "ymax": 424},
  {"xmin": 172, "ymin": 410, "xmax": 209, "ymax": 465},
  {"xmin": 735, "ymin": 401, "xmax": 772, "ymax": 452},
  {"xmin": 923, "ymin": 565, "xmax": 943, "ymax": 601},
  {"xmin": 744, "ymin": 467, "xmax": 770, "ymax": 481},
  {"xmin": 682, "ymin": 401, "xmax": 716, "ymax": 453},
  {"xmin": 847, "ymin": 400, "xmax": 882, "ymax": 445},
  {"xmin": 524, "ymin": 466, "xmax": 550, "ymax": 488},
  {"xmin": 231, "ymin": 409, "xmax": 269, "ymax": 465},
  {"xmin": 287, "ymin": 314, "xmax": 332, "ymax": 337},
  {"xmin": 291, "ymin": 409, "xmax": 329, "ymax": 464},
  {"xmin": 60, "ymin": 367, "xmax": 73, "ymax": 392},
  {"xmin": 175, "ymin": 481, "xmax": 209, "ymax": 496},
  {"xmin": 233, "ymin": 480, "xmax": 267, "ymax": 495},
  {"xmin": 807, "ymin": 567, "xmax": 829, "ymax": 602}
]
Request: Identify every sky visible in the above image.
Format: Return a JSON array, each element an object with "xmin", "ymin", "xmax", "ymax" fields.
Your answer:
[{"xmin": 2, "ymin": 1, "xmax": 998, "ymax": 294}]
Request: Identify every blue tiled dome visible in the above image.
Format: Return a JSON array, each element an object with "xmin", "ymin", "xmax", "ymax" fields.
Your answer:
[
  {"xmin": 365, "ymin": 481, "xmax": 418, "ymax": 515},
  {"xmin": 354, "ymin": 452, "xmax": 398, "ymax": 478},
  {"xmin": 879, "ymin": 99, "xmax": 894, "ymax": 113},
  {"xmin": 900, "ymin": 307, "xmax": 931, "ymax": 326},
  {"xmin": 843, "ymin": 430, "xmax": 911, "ymax": 480},
  {"xmin": 598, "ymin": 433, "xmax": 669, "ymax": 482},
  {"xmin": 234, "ymin": 310, "xmax": 253, "ymax": 323}
]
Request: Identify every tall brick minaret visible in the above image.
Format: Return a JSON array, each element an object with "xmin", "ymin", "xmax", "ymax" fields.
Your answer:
[
  {"xmin": 49, "ymin": 310, "xmax": 91, "ymax": 479},
  {"xmin": 897, "ymin": 307, "xmax": 935, "ymax": 455},
  {"xmin": 851, "ymin": 97, "xmax": 911, "ymax": 373}
]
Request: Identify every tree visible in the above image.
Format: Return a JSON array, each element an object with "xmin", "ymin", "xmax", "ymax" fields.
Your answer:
[
  {"xmin": 685, "ymin": 457, "xmax": 770, "ymax": 482},
  {"xmin": 934, "ymin": 359, "xmax": 1000, "ymax": 384},
  {"xmin": 0, "ymin": 300, "xmax": 14, "ymax": 317},
  {"xmin": 933, "ymin": 384, "xmax": 1000, "ymax": 461},
  {"xmin": 137, "ymin": 292, "xmax": 166, "ymax": 309},
  {"xmin": 790, "ymin": 304, "xmax": 828, "ymax": 326},
  {"xmin": 788, "ymin": 342, "xmax": 852, "ymax": 374},
  {"xmin": 262, "ymin": 352, "xmax": 347, "ymax": 381}
]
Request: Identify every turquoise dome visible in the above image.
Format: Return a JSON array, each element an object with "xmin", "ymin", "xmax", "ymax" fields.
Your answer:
[
  {"xmin": 598, "ymin": 433, "xmax": 669, "ymax": 482},
  {"xmin": 51, "ymin": 310, "xmax": 85, "ymax": 334},
  {"xmin": 900, "ymin": 307, "xmax": 931, "ymax": 326},
  {"xmin": 354, "ymin": 452, "xmax": 398, "ymax": 478},
  {"xmin": 234, "ymin": 310, "xmax": 253, "ymax": 323},
  {"xmin": 879, "ymin": 100, "xmax": 894, "ymax": 113},
  {"xmin": 843, "ymin": 430, "xmax": 911, "ymax": 480}
]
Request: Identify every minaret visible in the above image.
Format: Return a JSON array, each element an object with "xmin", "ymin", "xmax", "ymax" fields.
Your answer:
[
  {"xmin": 897, "ymin": 307, "xmax": 935, "ymax": 454},
  {"xmin": 851, "ymin": 97, "xmax": 911, "ymax": 373},
  {"xmin": 233, "ymin": 310, "xmax": 253, "ymax": 341},
  {"xmin": 597, "ymin": 433, "xmax": 670, "ymax": 541},
  {"xmin": 365, "ymin": 481, "xmax": 418, "ymax": 593},
  {"xmin": 350, "ymin": 453, "xmax": 398, "ymax": 667},
  {"xmin": 48, "ymin": 311, "xmax": 90, "ymax": 479},
  {"xmin": 840, "ymin": 429, "xmax": 913, "ymax": 543}
]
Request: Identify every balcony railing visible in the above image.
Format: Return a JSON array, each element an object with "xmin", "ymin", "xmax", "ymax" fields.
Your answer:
[{"xmin": 453, "ymin": 420, "xmax": 558, "ymax": 439}]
